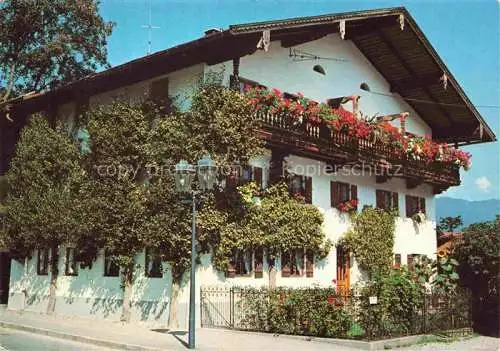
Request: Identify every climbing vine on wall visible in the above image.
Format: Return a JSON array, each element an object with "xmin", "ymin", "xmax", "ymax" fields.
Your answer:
[
  {"xmin": 198, "ymin": 182, "xmax": 332, "ymax": 271},
  {"xmin": 339, "ymin": 207, "xmax": 396, "ymax": 274}
]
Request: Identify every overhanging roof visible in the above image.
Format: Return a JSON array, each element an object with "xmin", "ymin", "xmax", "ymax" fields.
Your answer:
[{"xmin": 1, "ymin": 7, "xmax": 495, "ymax": 144}]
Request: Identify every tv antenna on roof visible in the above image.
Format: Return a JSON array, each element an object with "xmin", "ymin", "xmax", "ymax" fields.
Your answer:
[{"xmin": 141, "ymin": 0, "xmax": 160, "ymax": 54}]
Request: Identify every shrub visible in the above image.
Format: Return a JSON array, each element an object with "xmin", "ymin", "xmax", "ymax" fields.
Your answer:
[
  {"xmin": 355, "ymin": 267, "xmax": 424, "ymax": 339},
  {"xmin": 238, "ymin": 287, "xmax": 353, "ymax": 338}
]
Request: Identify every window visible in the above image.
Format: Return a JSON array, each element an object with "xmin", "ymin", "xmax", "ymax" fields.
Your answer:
[
  {"xmin": 145, "ymin": 247, "xmax": 163, "ymax": 278},
  {"xmin": 232, "ymin": 249, "xmax": 252, "ymax": 276},
  {"xmin": 394, "ymin": 253, "xmax": 401, "ymax": 268},
  {"xmin": 232, "ymin": 76, "xmax": 266, "ymax": 94},
  {"xmin": 288, "ymin": 175, "xmax": 312, "ymax": 204},
  {"xmin": 227, "ymin": 247, "xmax": 264, "ymax": 278},
  {"xmin": 405, "ymin": 195, "xmax": 426, "ymax": 218},
  {"xmin": 254, "ymin": 247, "xmax": 264, "ymax": 279},
  {"xmin": 225, "ymin": 165, "xmax": 265, "ymax": 189},
  {"xmin": 150, "ymin": 77, "xmax": 171, "ymax": 116},
  {"xmin": 281, "ymin": 249, "xmax": 314, "ymax": 278},
  {"xmin": 104, "ymin": 249, "xmax": 120, "ymax": 277},
  {"xmin": 37, "ymin": 248, "xmax": 50, "ymax": 276},
  {"xmin": 376, "ymin": 189, "xmax": 399, "ymax": 212},
  {"xmin": 65, "ymin": 248, "xmax": 78, "ymax": 276},
  {"xmin": 331, "ymin": 181, "xmax": 357, "ymax": 208},
  {"xmin": 240, "ymin": 166, "xmax": 265, "ymax": 189},
  {"xmin": 407, "ymin": 254, "xmax": 420, "ymax": 269}
]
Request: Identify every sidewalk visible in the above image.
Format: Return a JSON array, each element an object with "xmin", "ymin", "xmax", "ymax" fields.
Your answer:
[{"xmin": 0, "ymin": 308, "xmax": 361, "ymax": 351}]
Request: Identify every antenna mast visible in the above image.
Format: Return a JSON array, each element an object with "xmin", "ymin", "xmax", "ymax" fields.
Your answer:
[{"xmin": 141, "ymin": 0, "xmax": 160, "ymax": 54}]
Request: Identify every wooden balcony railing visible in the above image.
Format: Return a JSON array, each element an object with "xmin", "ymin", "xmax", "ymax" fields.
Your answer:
[{"xmin": 255, "ymin": 110, "xmax": 460, "ymax": 188}]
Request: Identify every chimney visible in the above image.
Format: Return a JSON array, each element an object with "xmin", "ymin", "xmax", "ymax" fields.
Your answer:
[{"xmin": 204, "ymin": 28, "xmax": 222, "ymax": 36}]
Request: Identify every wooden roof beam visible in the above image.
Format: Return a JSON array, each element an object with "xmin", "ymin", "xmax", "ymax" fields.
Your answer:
[
  {"xmin": 376, "ymin": 29, "xmax": 454, "ymax": 128},
  {"xmin": 390, "ymin": 73, "xmax": 443, "ymax": 93}
]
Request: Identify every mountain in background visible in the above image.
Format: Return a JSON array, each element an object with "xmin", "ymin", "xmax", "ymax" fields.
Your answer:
[{"xmin": 436, "ymin": 197, "xmax": 500, "ymax": 228}]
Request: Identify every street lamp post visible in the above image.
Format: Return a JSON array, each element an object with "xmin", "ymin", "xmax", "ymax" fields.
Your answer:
[{"xmin": 174, "ymin": 155, "xmax": 217, "ymax": 350}]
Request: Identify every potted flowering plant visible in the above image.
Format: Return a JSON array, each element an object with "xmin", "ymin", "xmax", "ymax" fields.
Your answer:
[{"xmin": 336, "ymin": 198, "xmax": 358, "ymax": 213}]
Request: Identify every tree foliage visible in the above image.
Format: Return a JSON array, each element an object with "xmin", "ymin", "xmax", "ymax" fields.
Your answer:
[
  {"xmin": 1, "ymin": 115, "xmax": 86, "ymax": 313},
  {"xmin": 339, "ymin": 207, "xmax": 396, "ymax": 274},
  {"xmin": 198, "ymin": 182, "xmax": 331, "ymax": 271},
  {"xmin": 453, "ymin": 217, "xmax": 500, "ymax": 298},
  {"xmin": 438, "ymin": 216, "xmax": 463, "ymax": 233},
  {"xmin": 0, "ymin": 0, "xmax": 114, "ymax": 101}
]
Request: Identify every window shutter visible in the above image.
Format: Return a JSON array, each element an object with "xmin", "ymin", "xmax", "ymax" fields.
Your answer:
[
  {"xmin": 330, "ymin": 181, "xmax": 336, "ymax": 207},
  {"xmin": 419, "ymin": 197, "xmax": 426, "ymax": 215},
  {"xmin": 304, "ymin": 176, "xmax": 312, "ymax": 204},
  {"xmin": 392, "ymin": 192, "xmax": 399, "ymax": 211},
  {"xmin": 405, "ymin": 196, "xmax": 412, "ymax": 217},
  {"xmin": 350, "ymin": 184, "xmax": 358, "ymax": 210},
  {"xmin": 305, "ymin": 249, "xmax": 314, "ymax": 277},
  {"xmin": 254, "ymin": 167, "xmax": 263, "ymax": 189},
  {"xmin": 254, "ymin": 247, "xmax": 263, "ymax": 279},
  {"xmin": 376, "ymin": 190, "xmax": 384, "ymax": 209}
]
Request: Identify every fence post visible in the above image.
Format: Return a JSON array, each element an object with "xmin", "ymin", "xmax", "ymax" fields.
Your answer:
[{"xmin": 230, "ymin": 287, "xmax": 234, "ymax": 328}]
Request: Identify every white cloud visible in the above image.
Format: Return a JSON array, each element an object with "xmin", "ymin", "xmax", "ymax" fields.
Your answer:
[{"xmin": 475, "ymin": 176, "xmax": 492, "ymax": 193}]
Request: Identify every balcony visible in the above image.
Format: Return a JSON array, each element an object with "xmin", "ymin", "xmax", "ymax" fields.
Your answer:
[{"xmin": 254, "ymin": 109, "xmax": 460, "ymax": 191}]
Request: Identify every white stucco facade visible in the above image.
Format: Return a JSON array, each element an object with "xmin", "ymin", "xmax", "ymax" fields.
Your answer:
[{"xmin": 7, "ymin": 33, "xmax": 439, "ymax": 327}]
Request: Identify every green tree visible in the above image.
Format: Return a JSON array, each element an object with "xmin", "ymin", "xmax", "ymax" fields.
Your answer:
[
  {"xmin": 144, "ymin": 84, "xmax": 265, "ymax": 326},
  {"xmin": 339, "ymin": 207, "xmax": 396, "ymax": 275},
  {"xmin": 438, "ymin": 216, "xmax": 463, "ymax": 233},
  {"xmin": 1, "ymin": 116, "xmax": 86, "ymax": 314},
  {"xmin": 83, "ymin": 100, "xmax": 152, "ymax": 322},
  {"xmin": 453, "ymin": 217, "xmax": 499, "ymax": 334},
  {"xmin": 0, "ymin": 0, "xmax": 114, "ymax": 101}
]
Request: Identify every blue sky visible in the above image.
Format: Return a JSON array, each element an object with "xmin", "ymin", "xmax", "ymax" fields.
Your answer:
[{"xmin": 99, "ymin": 0, "xmax": 499, "ymax": 201}]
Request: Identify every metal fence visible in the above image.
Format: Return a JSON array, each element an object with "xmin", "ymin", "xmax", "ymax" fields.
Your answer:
[{"xmin": 200, "ymin": 286, "xmax": 472, "ymax": 340}]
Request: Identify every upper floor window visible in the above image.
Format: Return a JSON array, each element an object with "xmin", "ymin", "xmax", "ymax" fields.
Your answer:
[
  {"xmin": 37, "ymin": 248, "xmax": 50, "ymax": 276},
  {"xmin": 65, "ymin": 248, "xmax": 78, "ymax": 276},
  {"xmin": 145, "ymin": 247, "xmax": 163, "ymax": 278},
  {"xmin": 288, "ymin": 174, "xmax": 312, "ymax": 203},
  {"xmin": 104, "ymin": 249, "xmax": 120, "ymax": 277},
  {"xmin": 226, "ymin": 166, "xmax": 265, "ymax": 189},
  {"xmin": 405, "ymin": 195, "xmax": 426, "ymax": 218},
  {"xmin": 150, "ymin": 77, "xmax": 171, "ymax": 116},
  {"xmin": 331, "ymin": 181, "xmax": 358, "ymax": 210},
  {"xmin": 376, "ymin": 189, "xmax": 399, "ymax": 212}
]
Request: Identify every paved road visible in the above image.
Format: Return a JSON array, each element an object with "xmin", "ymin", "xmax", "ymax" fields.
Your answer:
[{"xmin": 0, "ymin": 328, "xmax": 115, "ymax": 351}]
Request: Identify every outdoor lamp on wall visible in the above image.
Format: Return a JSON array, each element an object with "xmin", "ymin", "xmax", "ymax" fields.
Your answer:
[
  {"xmin": 313, "ymin": 64, "xmax": 326, "ymax": 75},
  {"xmin": 360, "ymin": 82, "xmax": 371, "ymax": 92}
]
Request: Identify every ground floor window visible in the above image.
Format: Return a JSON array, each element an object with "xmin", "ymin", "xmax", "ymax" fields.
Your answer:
[
  {"xmin": 104, "ymin": 249, "xmax": 120, "ymax": 277},
  {"xmin": 65, "ymin": 248, "xmax": 78, "ymax": 276},
  {"xmin": 145, "ymin": 247, "xmax": 163, "ymax": 278},
  {"xmin": 227, "ymin": 247, "xmax": 264, "ymax": 278},
  {"xmin": 37, "ymin": 248, "xmax": 50, "ymax": 276},
  {"xmin": 281, "ymin": 249, "xmax": 313, "ymax": 277}
]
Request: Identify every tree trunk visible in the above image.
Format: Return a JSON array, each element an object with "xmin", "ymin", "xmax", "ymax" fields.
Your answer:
[
  {"xmin": 46, "ymin": 245, "xmax": 59, "ymax": 314},
  {"xmin": 120, "ymin": 265, "xmax": 134, "ymax": 323},
  {"xmin": 168, "ymin": 280, "xmax": 181, "ymax": 328}
]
